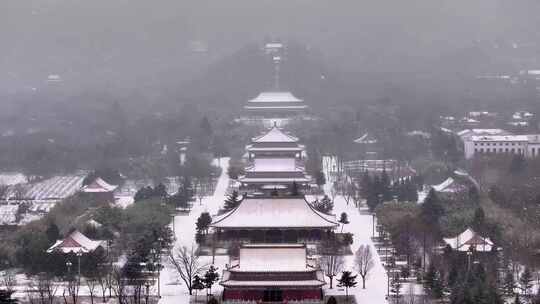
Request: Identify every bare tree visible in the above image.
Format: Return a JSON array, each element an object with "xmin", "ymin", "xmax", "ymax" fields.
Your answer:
[
  {"xmin": 319, "ymin": 255, "xmax": 344, "ymax": 289},
  {"xmin": 168, "ymin": 246, "xmax": 208, "ymax": 295},
  {"xmin": 11, "ymin": 184, "xmax": 26, "ymax": 201},
  {"xmin": 26, "ymin": 285, "xmax": 38, "ymax": 304},
  {"xmin": 0, "ymin": 184, "xmax": 8, "ymax": 201},
  {"xmin": 355, "ymin": 245, "xmax": 374, "ymax": 289},
  {"xmin": 406, "ymin": 282, "xmax": 416, "ymax": 304},
  {"xmin": 110, "ymin": 267, "xmax": 127, "ymax": 304},
  {"xmin": 86, "ymin": 277, "xmax": 99, "ymax": 304},
  {"xmin": 96, "ymin": 266, "xmax": 111, "ymax": 302},
  {"xmin": 2, "ymin": 269, "xmax": 17, "ymax": 293},
  {"xmin": 66, "ymin": 274, "xmax": 80, "ymax": 304},
  {"xmin": 36, "ymin": 273, "xmax": 58, "ymax": 304}
]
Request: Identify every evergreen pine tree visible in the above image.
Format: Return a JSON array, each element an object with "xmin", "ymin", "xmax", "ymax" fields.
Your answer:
[
  {"xmin": 468, "ymin": 186, "xmax": 480, "ymax": 203},
  {"xmin": 291, "ymin": 181, "xmax": 300, "ymax": 196},
  {"xmin": 339, "ymin": 212, "xmax": 349, "ymax": 233},
  {"xmin": 472, "ymin": 207, "xmax": 486, "ymax": 234},
  {"xmin": 315, "ymin": 170, "xmax": 326, "ymax": 186},
  {"xmin": 381, "ymin": 170, "xmax": 392, "ymax": 201},
  {"xmin": 196, "ymin": 212, "xmax": 212, "ymax": 235},
  {"xmin": 0, "ymin": 290, "xmax": 17, "ymax": 304},
  {"xmin": 337, "ymin": 271, "xmax": 357, "ymax": 302},
  {"xmin": 192, "ymin": 274, "xmax": 205, "ymax": 301},
  {"xmin": 204, "ymin": 266, "xmax": 220, "ymax": 296},
  {"xmin": 431, "ymin": 270, "xmax": 444, "ymax": 299},
  {"xmin": 390, "ymin": 273, "xmax": 402, "ymax": 299},
  {"xmin": 502, "ymin": 271, "xmax": 516, "ymax": 296},
  {"xmin": 424, "ymin": 263, "xmax": 437, "ymax": 289},
  {"xmin": 326, "ymin": 296, "xmax": 337, "ymax": 304},
  {"xmin": 520, "ymin": 267, "xmax": 533, "ymax": 297},
  {"xmin": 46, "ymin": 222, "xmax": 60, "ymax": 244},
  {"xmin": 407, "ymin": 179, "xmax": 419, "ymax": 202},
  {"xmin": 154, "ymin": 183, "xmax": 168, "ymax": 198},
  {"xmin": 420, "ymin": 189, "xmax": 444, "ymax": 234},
  {"xmin": 447, "ymin": 264, "xmax": 459, "ymax": 288}
]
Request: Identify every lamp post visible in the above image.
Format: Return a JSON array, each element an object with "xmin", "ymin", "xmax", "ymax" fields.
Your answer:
[
  {"xmin": 107, "ymin": 239, "xmax": 113, "ymax": 298},
  {"xmin": 66, "ymin": 260, "xmax": 73, "ymax": 276},
  {"xmin": 466, "ymin": 250, "xmax": 473, "ymax": 271},
  {"xmin": 387, "ymin": 270, "xmax": 390, "ymax": 298},
  {"xmin": 139, "ymin": 262, "xmax": 150, "ymax": 304},
  {"xmin": 150, "ymin": 248, "xmax": 161, "ymax": 298},
  {"xmin": 372, "ymin": 213, "xmax": 376, "ymax": 238},
  {"xmin": 76, "ymin": 252, "xmax": 83, "ymax": 282},
  {"xmin": 144, "ymin": 281, "xmax": 151, "ymax": 304},
  {"xmin": 172, "ymin": 213, "xmax": 176, "ymax": 239}
]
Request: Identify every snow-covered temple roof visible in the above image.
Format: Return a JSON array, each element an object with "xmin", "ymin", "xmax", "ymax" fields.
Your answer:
[
  {"xmin": 221, "ymin": 244, "xmax": 326, "ymax": 288},
  {"xmin": 246, "ymin": 158, "xmax": 302, "ymax": 172},
  {"xmin": 239, "ymin": 170, "xmax": 311, "ymax": 184},
  {"xmin": 252, "ymin": 126, "xmax": 299, "ymax": 143},
  {"xmin": 431, "ymin": 177, "xmax": 463, "ymax": 193},
  {"xmin": 211, "ymin": 197, "xmax": 337, "ymax": 229},
  {"xmin": 238, "ymin": 244, "xmax": 309, "ymax": 272},
  {"xmin": 443, "ymin": 228, "xmax": 494, "ymax": 252},
  {"xmin": 354, "ymin": 132, "xmax": 378, "ymax": 144},
  {"xmin": 244, "ymin": 92, "xmax": 308, "ymax": 111},
  {"xmin": 47, "ymin": 230, "xmax": 105, "ymax": 254},
  {"xmin": 248, "ymin": 92, "xmax": 303, "ymax": 103},
  {"xmin": 81, "ymin": 177, "xmax": 118, "ymax": 193}
]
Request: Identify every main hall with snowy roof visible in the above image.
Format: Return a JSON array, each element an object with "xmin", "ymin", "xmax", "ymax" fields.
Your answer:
[{"xmin": 212, "ymin": 124, "xmax": 336, "ymax": 244}]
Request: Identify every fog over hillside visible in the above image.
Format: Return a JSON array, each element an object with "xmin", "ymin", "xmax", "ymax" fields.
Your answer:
[{"xmin": 2, "ymin": 0, "xmax": 540, "ymax": 110}]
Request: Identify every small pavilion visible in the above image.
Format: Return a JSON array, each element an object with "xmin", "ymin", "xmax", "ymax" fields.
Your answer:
[
  {"xmin": 47, "ymin": 230, "xmax": 105, "ymax": 254},
  {"xmin": 81, "ymin": 177, "xmax": 118, "ymax": 202},
  {"xmin": 211, "ymin": 196, "xmax": 337, "ymax": 243},
  {"xmin": 443, "ymin": 228, "xmax": 494, "ymax": 252},
  {"xmin": 221, "ymin": 243, "xmax": 326, "ymax": 302}
]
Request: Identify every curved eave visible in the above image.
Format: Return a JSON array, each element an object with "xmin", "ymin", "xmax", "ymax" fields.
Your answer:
[
  {"xmin": 248, "ymin": 92, "xmax": 304, "ymax": 103},
  {"xmin": 245, "ymin": 106, "xmax": 308, "ymax": 110},
  {"xmin": 210, "ymin": 197, "xmax": 338, "ymax": 229}
]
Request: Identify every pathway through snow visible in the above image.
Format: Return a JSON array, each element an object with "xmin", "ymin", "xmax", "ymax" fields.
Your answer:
[
  {"xmin": 158, "ymin": 157, "xmax": 231, "ymax": 304},
  {"xmin": 322, "ymin": 157, "xmax": 389, "ymax": 304}
]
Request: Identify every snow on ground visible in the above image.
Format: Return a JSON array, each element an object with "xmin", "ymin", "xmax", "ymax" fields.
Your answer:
[
  {"xmin": 158, "ymin": 157, "xmax": 231, "ymax": 304},
  {"xmin": 0, "ymin": 204, "xmax": 18, "ymax": 225},
  {"xmin": 114, "ymin": 177, "xmax": 183, "ymax": 209},
  {"xmin": 24, "ymin": 174, "xmax": 85, "ymax": 200},
  {"xmin": 322, "ymin": 156, "xmax": 427, "ymax": 303},
  {"xmin": 0, "ymin": 172, "xmax": 27, "ymax": 185},
  {"xmin": 322, "ymin": 156, "xmax": 389, "ymax": 304},
  {"xmin": 0, "ymin": 174, "xmax": 87, "ymax": 226},
  {"xmin": 7, "ymin": 161, "xmax": 231, "ymax": 301},
  {"xmin": 417, "ymin": 190, "xmax": 428, "ymax": 204}
]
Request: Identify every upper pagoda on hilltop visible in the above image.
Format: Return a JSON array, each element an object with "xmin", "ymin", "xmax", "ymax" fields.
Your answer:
[{"xmin": 239, "ymin": 41, "xmax": 309, "ymax": 127}]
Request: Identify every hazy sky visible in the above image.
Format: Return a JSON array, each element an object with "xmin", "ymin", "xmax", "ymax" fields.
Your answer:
[{"xmin": 1, "ymin": 0, "xmax": 539, "ymax": 95}]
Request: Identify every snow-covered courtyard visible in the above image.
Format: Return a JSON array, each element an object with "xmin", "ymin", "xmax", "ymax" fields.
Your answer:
[
  {"xmin": 158, "ymin": 156, "xmax": 394, "ymax": 304},
  {"xmin": 321, "ymin": 157, "xmax": 389, "ymax": 304},
  {"xmin": 158, "ymin": 157, "xmax": 231, "ymax": 304}
]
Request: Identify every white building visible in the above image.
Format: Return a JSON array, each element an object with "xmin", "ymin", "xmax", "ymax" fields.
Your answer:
[
  {"xmin": 457, "ymin": 128, "xmax": 511, "ymax": 142},
  {"xmin": 463, "ymin": 134, "xmax": 540, "ymax": 159}
]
